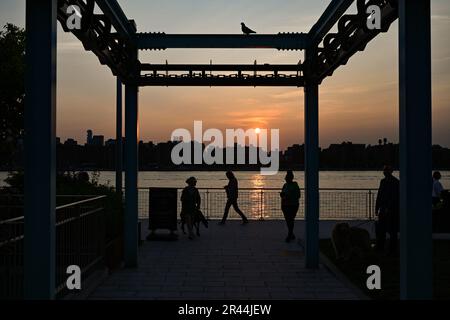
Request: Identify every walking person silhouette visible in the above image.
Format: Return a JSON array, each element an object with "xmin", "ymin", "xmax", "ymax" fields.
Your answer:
[
  {"xmin": 219, "ymin": 171, "xmax": 249, "ymax": 225},
  {"xmin": 280, "ymin": 170, "xmax": 301, "ymax": 242}
]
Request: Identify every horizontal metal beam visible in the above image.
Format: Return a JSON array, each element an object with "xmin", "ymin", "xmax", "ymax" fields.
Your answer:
[
  {"xmin": 95, "ymin": 0, "xmax": 136, "ymax": 39},
  {"xmin": 139, "ymin": 75, "xmax": 304, "ymax": 87},
  {"xmin": 140, "ymin": 63, "xmax": 303, "ymax": 72},
  {"xmin": 137, "ymin": 33, "xmax": 308, "ymax": 50},
  {"xmin": 309, "ymin": 0, "xmax": 354, "ymax": 46}
]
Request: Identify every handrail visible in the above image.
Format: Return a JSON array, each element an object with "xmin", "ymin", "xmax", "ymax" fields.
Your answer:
[
  {"xmin": 55, "ymin": 195, "xmax": 107, "ymax": 211},
  {"xmin": 0, "ymin": 216, "xmax": 24, "ymax": 225},
  {"xmin": 56, "ymin": 207, "xmax": 104, "ymax": 227},
  {"xmin": 0, "ymin": 195, "xmax": 107, "ymax": 223}
]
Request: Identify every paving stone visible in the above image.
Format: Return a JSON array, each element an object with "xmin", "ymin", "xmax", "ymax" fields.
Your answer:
[{"xmin": 89, "ymin": 221, "xmax": 360, "ymax": 300}]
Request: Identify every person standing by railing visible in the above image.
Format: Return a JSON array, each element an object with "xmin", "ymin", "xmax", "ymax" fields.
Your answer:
[
  {"xmin": 181, "ymin": 177, "xmax": 201, "ymax": 239},
  {"xmin": 375, "ymin": 165, "xmax": 400, "ymax": 255},
  {"xmin": 219, "ymin": 171, "xmax": 249, "ymax": 225},
  {"xmin": 280, "ymin": 170, "xmax": 301, "ymax": 242},
  {"xmin": 432, "ymin": 171, "xmax": 444, "ymax": 206}
]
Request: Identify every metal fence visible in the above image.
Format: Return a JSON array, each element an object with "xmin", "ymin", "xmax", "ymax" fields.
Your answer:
[
  {"xmin": 54, "ymin": 196, "xmax": 106, "ymax": 296},
  {"xmin": 137, "ymin": 188, "xmax": 377, "ymax": 220},
  {"xmin": 0, "ymin": 195, "xmax": 106, "ymax": 299},
  {"xmin": 0, "ymin": 216, "xmax": 24, "ymax": 299},
  {"xmin": 1, "ymin": 188, "xmax": 376, "ymax": 298}
]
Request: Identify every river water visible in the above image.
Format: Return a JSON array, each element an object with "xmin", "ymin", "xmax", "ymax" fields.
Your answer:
[{"xmin": 1, "ymin": 170, "xmax": 449, "ymax": 189}]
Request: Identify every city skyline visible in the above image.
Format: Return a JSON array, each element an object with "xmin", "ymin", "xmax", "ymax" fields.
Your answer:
[
  {"xmin": 40, "ymin": 131, "xmax": 450, "ymax": 171},
  {"xmin": 57, "ymin": 128, "xmax": 410, "ymax": 149},
  {"xmin": 0, "ymin": 0, "xmax": 449, "ymax": 149}
]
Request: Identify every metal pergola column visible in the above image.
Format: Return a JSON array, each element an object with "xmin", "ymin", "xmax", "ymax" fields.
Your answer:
[
  {"xmin": 304, "ymin": 76, "xmax": 320, "ymax": 269},
  {"xmin": 398, "ymin": 0, "xmax": 432, "ymax": 300},
  {"xmin": 116, "ymin": 78, "xmax": 123, "ymax": 194},
  {"xmin": 124, "ymin": 75, "xmax": 139, "ymax": 268},
  {"xmin": 24, "ymin": 0, "xmax": 57, "ymax": 300}
]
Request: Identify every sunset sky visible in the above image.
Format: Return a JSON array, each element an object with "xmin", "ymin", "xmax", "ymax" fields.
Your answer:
[{"xmin": 1, "ymin": 0, "xmax": 449, "ymax": 149}]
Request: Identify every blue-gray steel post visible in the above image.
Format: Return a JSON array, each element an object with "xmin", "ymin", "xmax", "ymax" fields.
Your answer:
[
  {"xmin": 124, "ymin": 65, "xmax": 139, "ymax": 268},
  {"xmin": 24, "ymin": 0, "xmax": 57, "ymax": 299},
  {"xmin": 398, "ymin": 0, "xmax": 432, "ymax": 299},
  {"xmin": 304, "ymin": 54, "xmax": 320, "ymax": 268},
  {"xmin": 116, "ymin": 77, "xmax": 123, "ymax": 194}
]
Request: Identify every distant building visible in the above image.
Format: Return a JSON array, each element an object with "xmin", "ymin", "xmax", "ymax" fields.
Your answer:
[
  {"xmin": 322, "ymin": 142, "xmax": 365, "ymax": 169},
  {"xmin": 91, "ymin": 135, "xmax": 104, "ymax": 146},
  {"xmin": 284, "ymin": 144, "xmax": 304, "ymax": 165},
  {"xmin": 87, "ymin": 130, "xmax": 93, "ymax": 145},
  {"xmin": 105, "ymin": 139, "xmax": 115, "ymax": 147},
  {"xmin": 64, "ymin": 138, "xmax": 78, "ymax": 146},
  {"xmin": 172, "ymin": 136, "xmax": 184, "ymax": 142}
]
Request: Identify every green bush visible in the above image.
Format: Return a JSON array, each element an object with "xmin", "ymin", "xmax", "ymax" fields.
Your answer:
[{"xmin": 3, "ymin": 171, "xmax": 124, "ymax": 241}]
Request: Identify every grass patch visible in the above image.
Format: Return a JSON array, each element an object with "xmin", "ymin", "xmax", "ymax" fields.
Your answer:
[{"xmin": 320, "ymin": 239, "xmax": 450, "ymax": 300}]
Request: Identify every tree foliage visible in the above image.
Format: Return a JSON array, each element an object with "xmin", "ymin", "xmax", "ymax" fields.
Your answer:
[{"xmin": 0, "ymin": 24, "xmax": 25, "ymax": 165}]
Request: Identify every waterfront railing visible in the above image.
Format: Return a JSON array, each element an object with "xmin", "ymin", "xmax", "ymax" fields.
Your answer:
[
  {"xmin": 136, "ymin": 188, "xmax": 377, "ymax": 221},
  {"xmin": 0, "ymin": 195, "xmax": 106, "ymax": 299}
]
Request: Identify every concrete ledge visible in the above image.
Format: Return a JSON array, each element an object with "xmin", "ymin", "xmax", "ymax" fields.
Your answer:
[{"xmin": 319, "ymin": 252, "xmax": 370, "ymax": 300}]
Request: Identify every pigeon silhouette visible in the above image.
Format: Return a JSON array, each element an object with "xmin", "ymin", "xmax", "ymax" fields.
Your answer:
[{"xmin": 241, "ymin": 23, "xmax": 256, "ymax": 35}]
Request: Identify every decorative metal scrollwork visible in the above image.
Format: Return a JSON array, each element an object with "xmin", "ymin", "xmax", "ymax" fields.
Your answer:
[
  {"xmin": 307, "ymin": 0, "xmax": 398, "ymax": 83},
  {"xmin": 56, "ymin": 0, "xmax": 138, "ymax": 82}
]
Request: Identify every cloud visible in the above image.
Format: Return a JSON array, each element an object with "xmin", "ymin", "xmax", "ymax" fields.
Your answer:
[
  {"xmin": 224, "ymin": 108, "xmax": 286, "ymax": 126},
  {"xmin": 271, "ymin": 90, "xmax": 301, "ymax": 101},
  {"xmin": 58, "ymin": 41, "xmax": 84, "ymax": 52},
  {"xmin": 432, "ymin": 15, "xmax": 450, "ymax": 22},
  {"xmin": 434, "ymin": 56, "xmax": 450, "ymax": 63},
  {"xmin": 321, "ymin": 81, "xmax": 397, "ymax": 96}
]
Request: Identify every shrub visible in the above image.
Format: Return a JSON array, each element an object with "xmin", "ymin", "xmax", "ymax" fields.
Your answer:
[{"xmin": 3, "ymin": 171, "xmax": 124, "ymax": 241}]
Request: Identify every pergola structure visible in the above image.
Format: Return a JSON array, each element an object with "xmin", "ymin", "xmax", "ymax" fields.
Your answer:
[{"xmin": 25, "ymin": 0, "xmax": 432, "ymax": 299}]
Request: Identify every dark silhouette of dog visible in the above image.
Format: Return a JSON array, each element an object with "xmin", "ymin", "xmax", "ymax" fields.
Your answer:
[
  {"xmin": 180, "ymin": 210, "xmax": 208, "ymax": 236},
  {"xmin": 331, "ymin": 223, "xmax": 371, "ymax": 261}
]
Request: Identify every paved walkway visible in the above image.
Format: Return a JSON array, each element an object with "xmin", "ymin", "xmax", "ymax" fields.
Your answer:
[{"xmin": 90, "ymin": 221, "xmax": 365, "ymax": 300}]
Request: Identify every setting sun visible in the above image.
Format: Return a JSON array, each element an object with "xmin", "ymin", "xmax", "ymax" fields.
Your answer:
[{"xmin": 255, "ymin": 128, "xmax": 261, "ymax": 134}]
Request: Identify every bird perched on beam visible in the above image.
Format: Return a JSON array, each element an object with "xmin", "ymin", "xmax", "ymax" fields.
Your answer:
[{"xmin": 241, "ymin": 23, "xmax": 256, "ymax": 35}]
